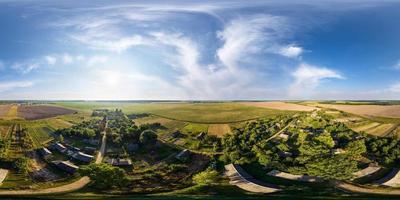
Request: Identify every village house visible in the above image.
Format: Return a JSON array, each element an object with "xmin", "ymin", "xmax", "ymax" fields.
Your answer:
[
  {"xmin": 73, "ymin": 152, "xmax": 94, "ymax": 163},
  {"xmin": 38, "ymin": 147, "xmax": 52, "ymax": 159},
  {"xmin": 52, "ymin": 161, "xmax": 79, "ymax": 174},
  {"xmin": 52, "ymin": 142, "xmax": 67, "ymax": 153},
  {"xmin": 176, "ymin": 149, "xmax": 191, "ymax": 161},
  {"xmin": 106, "ymin": 158, "xmax": 133, "ymax": 166},
  {"xmin": 83, "ymin": 146, "xmax": 97, "ymax": 155}
]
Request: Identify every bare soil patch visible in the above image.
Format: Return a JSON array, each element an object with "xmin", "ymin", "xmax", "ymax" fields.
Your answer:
[
  {"xmin": 17, "ymin": 105, "xmax": 76, "ymax": 120},
  {"xmin": 316, "ymin": 104, "xmax": 400, "ymax": 118},
  {"xmin": 242, "ymin": 102, "xmax": 317, "ymax": 111},
  {"xmin": 208, "ymin": 124, "xmax": 231, "ymax": 137}
]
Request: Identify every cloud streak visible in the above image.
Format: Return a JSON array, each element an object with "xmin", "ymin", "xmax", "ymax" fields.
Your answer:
[
  {"xmin": 289, "ymin": 63, "xmax": 344, "ymax": 97},
  {"xmin": 0, "ymin": 81, "xmax": 34, "ymax": 92}
]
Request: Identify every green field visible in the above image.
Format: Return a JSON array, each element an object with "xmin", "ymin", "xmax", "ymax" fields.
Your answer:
[{"xmin": 54, "ymin": 102, "xmax": 294, "ymax": 123}]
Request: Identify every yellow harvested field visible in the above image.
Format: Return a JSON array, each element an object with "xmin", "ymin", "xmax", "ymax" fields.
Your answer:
[
  {"xmin": 0, "ymin": 104, "xmax": 20, "ymax": 119},
  {"xmin": 315, "ymin": 104, "xmax": 400, "ymax": 118},
  {"xmin": 208, "ymin": 124, "xmax": 231, "ymax": 137},
  {"xmin": 48, "ymin": 118, "xmax": 73, "ymax": 129},
  {"xmin": 353, "ymin": 122, "xmax": 381, "ymax": 132},
  {"xmin": 241, "ymin": 102, "xmax": 318, "ymax": 111},
  {"xmin": 365, "ymin": 123, "xmax": 396, "ymax": 136}
]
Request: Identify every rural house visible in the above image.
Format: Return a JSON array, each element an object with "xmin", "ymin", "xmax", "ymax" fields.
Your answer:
[
  {"xmin": 176, "ymin": 149, "xmax": 191, "ymax": 161},
  {"xmin": 52, "ymin": 161, "xmax": 79, "ymax": 174},
  {"xmin": 52, "ymin": 142, "xmax": 67, "ymax": 153},
  {"xmin": 73, "ymin": 152, "xmax": 94, "ymax": 163},
  {"xmin": 38, "ymin": 147, "xmax": 52, "ymax": 158}
]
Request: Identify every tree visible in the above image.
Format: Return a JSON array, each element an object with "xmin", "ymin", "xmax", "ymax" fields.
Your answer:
[
  {"xmin": 193, "ymin": 168, "xmax": 220, "ymax": 185},
  {"xmin": 346, "ymin": 139, "xmax": 366, "ymax": 159},
  {"xmin": 304, "ymin": 154, "xmax": 358, "ymax": 180},
  {"xmin": 14, "ymin": 157, "xmax": 29, "ymax": 175},
  {"xmin": 79, "ymin": 163, "xmax": 129, "ymax": 189},
  {"xmin": 139, "ymin": 130, "xmax": 158, "ymax": 145},
  {"xmin": 59, "ymin": 134, "xmax": 64, "ymax": 143}
]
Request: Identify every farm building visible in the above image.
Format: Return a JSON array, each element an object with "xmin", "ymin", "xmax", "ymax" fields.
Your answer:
[
  {"xmin": 196, "ymin": 132, "xmax": 206, "ymax": 140},
  {"xmin": 38, "ymin": 147, "xmax": 52, "ymax": 158},
  {"xmin": 52, "ymin": 142, "xmax": 67, "ymax": 152},
  {"xmin": 127, "ymin": 143, "xmax": 139, "ymax": 152},
  {"xmin": 278, "ymin": 151, "xmax": 293, "ymax": 158},
  {"xmin": 0, "ymin": 169, "xmax": 8, "ymax": 185},
  {"xmin": 83, "ymin": 138, "xmax": 100, "ymax": 146},
  {"xmin": 52, "ymin": 161, "xmax": 79, "ymax": 174},
  {"xmin": 171, "ymin": 131, "xmax": 182, "ymax": 138},
  {"xmin": 83, "ymin": 146, "xmax": 96, "ymax": 155},
  {"xmin": 105, "ymin": 158, "xmax": 133, "ymax": 166},
  {"xmin": 73, "ymin": 152, "xmax": 94, "ymax": 163},
  {"xmin": 176, "ymin": 149, "xmax": 191, "ymax": 161},
  {"xmin": 278, "ymin": 132, "xmax": 289, "ymax": 140}
]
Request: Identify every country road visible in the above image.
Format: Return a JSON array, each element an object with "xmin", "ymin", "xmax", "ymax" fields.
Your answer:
[{"xmin": 0, "ymin": 121, "xmax": 107, "ymax": 196}]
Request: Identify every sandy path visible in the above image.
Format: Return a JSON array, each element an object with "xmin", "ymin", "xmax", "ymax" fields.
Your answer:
[
  {"xmin": 242, "ymin": 102, "xmax": 317, "ymax": 111},
  {"xmin": 225, "ymin": 164, "xmax": 281, "ymax": 193},
  {"xmin": 335, "ymin": 180, "xmax": 400, "ymax": 195}
]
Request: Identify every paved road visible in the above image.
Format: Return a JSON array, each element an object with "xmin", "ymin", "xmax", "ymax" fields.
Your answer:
[
  {"xmin": 225, "ymin": 164, "xmax": 281, "ymax": 193},
  {"xmin": 0, "ymin": 121, "xmax": 107, "ymax": 196}
]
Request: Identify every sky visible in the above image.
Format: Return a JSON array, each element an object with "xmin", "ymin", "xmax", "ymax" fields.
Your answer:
[{"xmin": 1, "ymin": 0, "xmax": 400, "ymax": 100}]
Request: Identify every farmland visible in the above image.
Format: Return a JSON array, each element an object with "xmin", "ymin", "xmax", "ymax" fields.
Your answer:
[
  {"xmin": 310, "ymin": 102, "xmax": 400, "ymax": 118},
  {"xmin": 241, "ymin": 101, "xmax": 318, "ymax": 111},
  {"xmin": 0, "ymin": 101, "xmax": 400, "ymax": 198},
  {"xmin": 55, "ymin": 102, "xmax": 294, "ymax": 123}
]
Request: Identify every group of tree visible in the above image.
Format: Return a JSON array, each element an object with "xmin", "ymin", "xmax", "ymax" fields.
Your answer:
[
  {"xmin": 79, "ymin": 163, "xmax": 130, "ymax": 189},
  {"xmin": 221, "ymin": 112, "xmax": 371, "ymax": 180},
  {"xmin": 55, "ymin": 119, "xmax": 100, "ymax": 138},
  {"xmin": 366, "ymin": 136, "xmax": 400, "ymax": 165},
  {"xmin": 221, "ymin": 115, "xmax": 292, "ymax": 164}
]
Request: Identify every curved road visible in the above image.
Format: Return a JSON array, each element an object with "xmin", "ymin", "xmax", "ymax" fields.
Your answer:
[{"xmin": 0, "ymin": 125, "xmax": 107, "ymax": 196}]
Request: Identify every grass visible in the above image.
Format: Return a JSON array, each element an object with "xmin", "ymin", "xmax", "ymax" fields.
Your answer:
[
  {"xmin": 182, "ymin": 123, "xmax": 209, "ymax": 134},
  {"xmin": 0, "ymin": 171, "xmax": 33, "ymax": 189},
  {"xmin": 54, "ymin": 102, "xmax": 294, "ymax": 123}
]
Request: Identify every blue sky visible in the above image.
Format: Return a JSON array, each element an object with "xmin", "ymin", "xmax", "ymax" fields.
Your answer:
[{"xmin": 1, "ymin": 0, "xmax": 400, "ymax": 100}]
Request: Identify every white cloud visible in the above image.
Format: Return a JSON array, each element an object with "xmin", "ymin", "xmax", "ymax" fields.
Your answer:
[
  {"xmin": 289, "ymin": 63, "xmax": 344, "ymax": 97},
  {"xmin": 217, "ymin": 14, "xmax": 287, "ymax": 69},
  {"xmin": 389, "ymin": 82, "xmax": 400, "ymax": 93},
  {"xmin": 11, "ymin": 54, "xmax": 110, "ymax": 73},
  {"xmin": 279, "ymin": 45, "xmax": 303, "ymax": 58},
  {"xmin": 0, "ymin": 81, "xmax": 34, "ymax": 92},
  {"xmin": 62, "ymin": 53, "xmax": 73, "ymax": 64},
  {"xmin": 87, "ymin": 56, "xmax": 109, "ymax": 66},
  {"xmin": 45, "ymin": 56, "xmax": 57, "ymax": 65},
  {"xmin": 0, "ymin": 61, "xmax": 4, "ymax": 70},
  {"xmin": 394, "ymin": 60, "xmax": 400, "ymax": 70},
  {"xmin": 11, "ymin": 62, "xmax": 40, "ymax": 74}
]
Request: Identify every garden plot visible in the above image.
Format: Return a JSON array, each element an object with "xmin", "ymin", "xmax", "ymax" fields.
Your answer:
[
  {"xmin": 208, "ymin": 124, "xmax": 231, "ymax": 137},
  {"xmin": 365, "ymin": 124, "xmax": 396, "ymax": 136},
  {"xmin": 352, "ymin": 122, "xmax": 381, "ymax": 132}
]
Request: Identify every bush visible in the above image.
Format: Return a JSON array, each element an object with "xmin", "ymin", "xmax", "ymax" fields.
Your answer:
[
  {"xmin": 193, "ymin": 168, "xmax": 220, "ymax": 185},
  {"xmin": 79, "ymin": 163, "xmax": 129, "ymax": 189}
]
